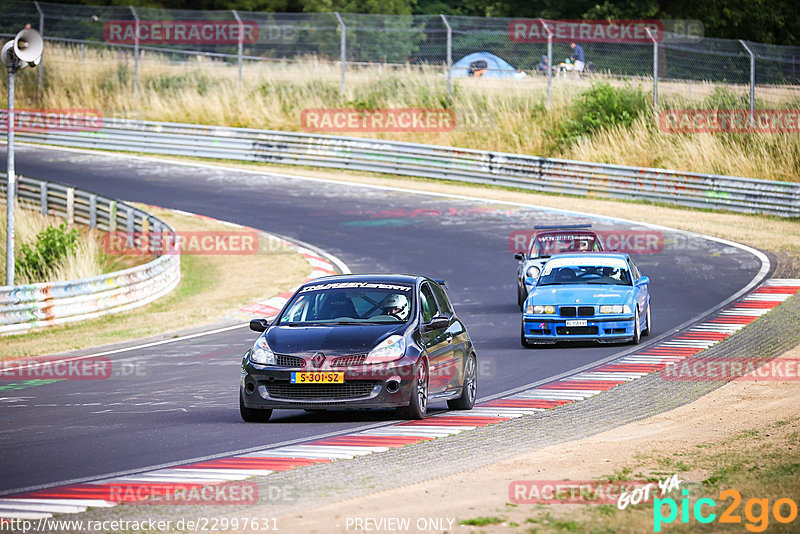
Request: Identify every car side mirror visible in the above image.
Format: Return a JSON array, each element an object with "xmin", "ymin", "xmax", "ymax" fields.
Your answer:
[
  {"xmin": 421, "ymin": 315, "xmax": 449, "ymax": 333},
  {"xmin": 636, "ymin": 276, "xmax": 650, "ymax": 287},
  {"xmin": 249, "ymin": 318, "xmax": 270, "ymax": 332},
  {"xmin": 514, "ymin": 253, "xmax": 525, "ymax": 261}
]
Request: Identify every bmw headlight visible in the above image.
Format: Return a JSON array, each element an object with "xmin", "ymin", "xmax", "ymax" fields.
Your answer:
[
  {"xmin": 525, "ymin": 266, "xmax": 541, "ymax": 279},
  {"xmin": 251, "ymin": 336, "xmax": 276, "ymax": 365},
  {"xmin": 364, "ymin": 335, "xmax": 406, "ymax": 364},
  {"xmin": 526, "ymin": 304, "xmax": 556, "ymax": 314},
  {"xmin": 599, "ymin": 305, "xmax": 632, "ymax": 314}
]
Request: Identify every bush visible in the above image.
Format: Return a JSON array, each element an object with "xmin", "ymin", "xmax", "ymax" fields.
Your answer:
[
  {"xmin": 15, "ymin": 222, "xmax": 79, "ymax": 281},
  {"xmin": 549, "ymin": 82, "xmax": 649, "ymax": 149}
]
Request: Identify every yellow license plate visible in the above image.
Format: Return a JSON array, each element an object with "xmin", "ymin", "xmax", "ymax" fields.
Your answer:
[{"xmin": 291, "ymin": 372, "xmax": 344, "ymax": 384}]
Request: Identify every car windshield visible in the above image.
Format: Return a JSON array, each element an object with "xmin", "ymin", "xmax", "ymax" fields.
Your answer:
[
  {"xmin": 278, "ymin": 283, "xmax": 414, "ymax": 325},
  {"xmin": 530, "ymin": 234, "xmax": 599, "ymax": 258},
  {"xmin": 538, "ymin": 265, "xmax": 632, "ymax": 286}
]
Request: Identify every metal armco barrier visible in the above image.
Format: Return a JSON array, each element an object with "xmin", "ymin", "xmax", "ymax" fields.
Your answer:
[
  {"xmin": 4, "ymin": 112, "xmax": 799, "ymax": 217},
  {"xmin": 0, "ymin": 173, "xmax": 181, "ymax": 334}
]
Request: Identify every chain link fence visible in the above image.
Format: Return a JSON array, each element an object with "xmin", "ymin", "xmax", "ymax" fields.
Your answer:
[{"xmin": 1, "ymin": 0, "xmax": 799, "ymax": 108}]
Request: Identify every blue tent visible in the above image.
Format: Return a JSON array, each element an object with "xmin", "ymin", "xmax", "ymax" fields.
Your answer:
[{"xmin": 450, "ymin": 52, "xmax": 527, "ymax": 80}]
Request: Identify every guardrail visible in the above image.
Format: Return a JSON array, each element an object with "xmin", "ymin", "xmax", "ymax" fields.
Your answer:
[
  {"xmin": 4, "ymin": 112, "xmax": 799, "ymax": 217},
  {"xmin": 0, "ymin": 173, "xmax": 181, "ymax": 335}
]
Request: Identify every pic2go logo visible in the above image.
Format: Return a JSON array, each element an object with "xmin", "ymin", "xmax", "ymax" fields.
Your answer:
[{"xmin": 654, "ymin": 489, "xmax": 798, "ymax": 532}]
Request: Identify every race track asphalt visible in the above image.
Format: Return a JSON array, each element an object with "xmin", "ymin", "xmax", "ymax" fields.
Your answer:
[{"xmin": 0, "ymin": 145, "xmax": 764, "ymax": 494}]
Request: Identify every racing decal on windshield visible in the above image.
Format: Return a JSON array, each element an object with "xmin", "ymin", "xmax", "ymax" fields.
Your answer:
[
  {"xmin": 545, "ymin": 256, "xmax": 628, "ymax": 270},
  {"xmin": 300, "ymin": 282, "xmax": 412, "ymax": 292},
  {"xmin": 538, "ymin": 235, "xmax": 595, "ymax": 242}
]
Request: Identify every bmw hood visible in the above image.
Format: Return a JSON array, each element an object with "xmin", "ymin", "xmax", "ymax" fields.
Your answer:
[
  {"xmin": 265, "ymin": 323, "xmax": 406, "ymax": 355},
  {"xmin": 527, "ymin": 285, "xmax": 633, "ymax": 306}
]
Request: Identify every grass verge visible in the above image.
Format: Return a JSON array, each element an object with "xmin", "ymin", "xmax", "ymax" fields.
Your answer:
[
  {"xmin": 5, "ymin": 44, "xmax": 800, "ymax": 182},
  {"xmin": 1, "ymin": 204, "xmax": 310, "ymax": 359},
  {"xmin": 475, "ymin": 416, "xmax": 800, "ymax": 533}
]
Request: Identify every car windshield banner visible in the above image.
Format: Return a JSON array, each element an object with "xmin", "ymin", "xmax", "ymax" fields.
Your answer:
[
  {"xmin": 300, "ymin": 282, "xmax": 412, "ymax": 293},
  {"xmin": 544, "ymin": 256, "xmax": 628, "ymax": 271}
]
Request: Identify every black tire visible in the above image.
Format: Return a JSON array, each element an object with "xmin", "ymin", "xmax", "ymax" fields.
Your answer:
[
  {"xmin": 239, "ymin": 390, "xmax": 272, "ymax": 422},
  {"xmin": 517, "ymin": 284, "xmax": 526, "ymax": 309},
  {"xmin": 399, "ymin": 359, "xmax": 428, "ymax": 420},
  {"xmin": 521, "ymin": 322, "xmax": 534, "ymax": 348},
  {"xmin": 631, "ymin": 307, "xmax": 641, "ymax": 345},
  {"xmin": 448, "ymin": 353, "xmax": 477, "ymax": 410},
  {"xmin": 643, "ymin": 304, "xmax": 651, "ymax": 336}
]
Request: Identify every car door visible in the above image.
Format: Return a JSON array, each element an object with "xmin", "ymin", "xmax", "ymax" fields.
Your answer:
[
  {"xmin": 430, "ymin": 281, "xmax": 464, "ymax": 392},
  {"xmin": 628, "ymin": 257, "xmax": 649, "ymax": 316},
  {"xmin": 418, "ymin": 282, "xmax": 453, "ymax": 395}
]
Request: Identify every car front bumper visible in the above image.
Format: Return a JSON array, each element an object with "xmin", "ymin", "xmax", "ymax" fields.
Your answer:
[
  {"xmin": 522, "ymin": 315, "xmax": 635, "ymax": 343},
  {"xmin": 240, "ymin": 358, "xmax": 418, "ymax": 410}
]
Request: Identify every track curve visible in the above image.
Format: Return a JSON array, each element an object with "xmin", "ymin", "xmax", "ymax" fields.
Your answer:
[{"xmin": 0, "ymin": 145, "xmax": 766, "ymax": 495}]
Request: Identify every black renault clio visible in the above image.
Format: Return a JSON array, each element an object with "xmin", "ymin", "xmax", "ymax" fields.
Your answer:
[{"xmin": 240, "ymin": 274, "xmax": 477, "ymax": 421}]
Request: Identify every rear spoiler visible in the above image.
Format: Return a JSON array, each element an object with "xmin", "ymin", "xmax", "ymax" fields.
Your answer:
[{"xmin": 433, "ymin": 278, "xmax": 447, "ymax": 287}]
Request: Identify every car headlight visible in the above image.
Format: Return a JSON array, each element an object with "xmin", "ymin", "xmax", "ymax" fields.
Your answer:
[
  {"xmin": 526, "ymin": 304, "xmax": 556, "ymax": 314},
  {"xmin": 599, "ymin": 305, "xmax": 632, "ymax": 314},
  {"xmin": 364, "ymin": 335, "xmax": 406, "ymax": 364},
  {"xmin": 525, "ymin": 266, "xmax": 540, "ymax": 279},
  {"xmin": 251, "ymin": 336, "xmax": 276, "ymax": 365}
]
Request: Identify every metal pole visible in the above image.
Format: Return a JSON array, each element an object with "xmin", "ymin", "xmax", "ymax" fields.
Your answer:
[
  {"xmin": 130, "ymin": 6, "xmax": 139, "ymax": 96},
  {"xmin": 34, "ymin": 1, "xmax": 44, "ymax": 97},
  {"xmin": 232, "ymin": 10, "xmax": 243, "ymax": 86},
  {"xmin": 646, "ymin": 27, "xmax": 658, "ymax": 111},
  {"xmin": 540, "ymin": 19, "xmax": 552, "ymax": 107},
  {"xmin": 740, "ymin": 40, "xmax": 755, "ymax": 127},
  {"xmin": 334, "ymin": 12, "xmax": 345, "ymax": 95},
  {"xmin": 6, "ymin": 65, "xmax": 16, "ymax": 285},
  {"xmin": 440, "ymin": 14, "xmax": 452, "ymax": 96}
]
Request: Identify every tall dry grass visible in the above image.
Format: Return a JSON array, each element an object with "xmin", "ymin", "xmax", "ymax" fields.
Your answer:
[
  {"xmin": 3, "ymin": 44, "xmax": 799, "ymax": 181},
  {"xmin": 0, "ymin": 206, "xmax": 107, "ymax": 285}
]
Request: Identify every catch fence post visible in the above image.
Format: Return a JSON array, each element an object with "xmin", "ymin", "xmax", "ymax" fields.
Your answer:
[
  {"xmin": 539, "ymin": 19, "xmax": 553, "ymax": 107},
  {"xmin": 334, "ymin": 12, "xmax": 346, "ymax": 95},
  {"xmin": 232, "ymin": 10, "xmax": 243, "ymax": 86},
  {"xmin": 34, "ymin": 1, "xmax": 44, "ymax": 97},
  {"xmin": 739, "ymin": 40, "xmax": 756, "ymax": 127},
  {"xmin": 129, "ymin": 6, "xmax": 139, "ymax": 96},
  {"xmin": 440, "ymin": 14, "xmax": 452, "ymax": 96},
  {"xmin": 646, "ymin": 27, "xmax": 658, "ymax": 111}
]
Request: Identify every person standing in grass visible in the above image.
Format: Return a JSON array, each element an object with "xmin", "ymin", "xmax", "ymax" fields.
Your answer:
[{"xmin": 570, "ymin": 42, "xmax": 585, "ymax": 77}]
